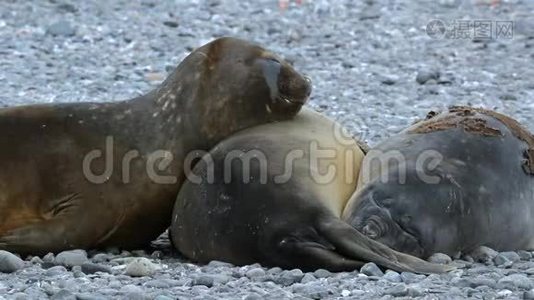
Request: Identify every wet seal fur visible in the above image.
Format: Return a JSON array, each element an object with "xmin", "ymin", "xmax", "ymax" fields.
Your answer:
[
  {"xmin": 170, "ymin": 107, "xmax": 452, "ymax": 273},
  {"xmin": 343, "ymin": 106, "xmax": 534, "ymax": 258},
  {"xmin": 0, "ymin": 37, "xmax": 311, "ymax": 255}
]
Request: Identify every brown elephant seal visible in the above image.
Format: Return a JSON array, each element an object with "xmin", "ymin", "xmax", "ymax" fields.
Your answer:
[
  {"xmin": 343, "ymin": 106, "xmax": 534, "ymax": 258},
  {"xmin": 170, "ymin": 107, "xmax": 451, "ymax": 273},
  {"xmin": 0, "ymin": 37, "xmax": 311, "ymax": 256}
]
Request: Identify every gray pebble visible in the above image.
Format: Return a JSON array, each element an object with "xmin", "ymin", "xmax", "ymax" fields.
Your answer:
[
  {"xmin": 0, "ymin": 250, "xmax": 24, "ymax": 273},
  {"xmin": 360, "ymin": 262, "xmax": 384, "ymax": 277},
  {"xmin": 300, "ymin": 273, "xmax": 316, "ymax": 283},
  {"xmin": 400, "ymin": 272, "xmax": 426, "ymax": 284},
  {"xmin": 428, "ymin": 253, "xmax": 452, "ymax": 264},
  {"xmin": 43, "ymin": 253, "xmax": 55, "ymax": 263},
  {"xmin": 518, "ymin": 251, "xmax": 533, "ymax": 260},
  {"xmin": 275, "ymin": 269, "xmax": 304, "ymax": 286},
  {"xmin": 383, "ymin": 270, "xmax": 402, "ymax": 282},
  {"xmin": 45, "ymin": 265, "xmax": 68, "ymax": 276},
  {"xmin": 497, "ymin": 274, "xmax": 534, "ymax": 290},
  {"xmin": 384, "ymin": 283, "xmax": 408, "ymax": 297},
  {"xmin": 244, "ymin": 293, "xmax": 263, "ymax": 300},
  {"xmin": 292, "ymin": 283, "xmax": 330, "ymax": 299},
  {"xmin": 81, "ymin": 262, "xmax": 112, "ymax": 274},
  {"xmin": 55, "ymin": 250, "xmax": 88, "ymax": 267},
  {"xmin": 245, "ymin": 267, "xmax": 266, "ymax": 278},
  {"xmin": 193, "ymin": 275, "xmax": 214, "ymax": 287},
  {"xmin": 524, "ymin": 289, "xmax": 534, "ymax": 300},
  {"xmin": 471, "ymin": 246, "xmax": 499, "ymax": 263},
  {"xmin": 494, "ymin": 254, "xmax": 513, "ymax": 267},
  {"xmin": 153, "ymin": 296, "xmax": 174, "ymax": 300},
  {"xmin": 46, "ymin": 20, "xmax": 76, "ymax": 37},
  {"xmin": 500, "ymin": 251, "xmax": 521, "ymax": 263},
  {"xmin": 124, "ymin": 257, "xmax": 156, "ymax": 277},
  {"xmin": 91, "ymin": 253, "xmax": 112, "ymax": 264},
  {"xmin": 313, "ymin": 269, "xmax": 332, "ymax": 278},
  {"xmin": 416, "ymin": 69, "xmax": 440, "ymax": 84},
  {"xmin": 50, "ymin": 289, "xmax": 76, "ymax": 300},
  {"xmin": 76, "ymin": 293, "xmax": 108, "ymax": 300}
]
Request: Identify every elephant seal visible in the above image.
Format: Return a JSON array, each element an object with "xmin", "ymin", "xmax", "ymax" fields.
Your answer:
[
  {"xmin": 0, "ymin": 37, "xmax": 311, "ymax": 256},
  {"xmin": 343, "ymin": 106, "xmax": 534, "ymax": 258},
  {"xmin": 170, "ymin": 107, "xmax": 451, "ymax": 273}
]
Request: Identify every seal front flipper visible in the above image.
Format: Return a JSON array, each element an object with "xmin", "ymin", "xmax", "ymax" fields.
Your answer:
[
  {"xmin": 316, "ymin": 217, "xmax": 454, "ymax": 274},
  {"xmin": 0, "ymin": 193, "xmax": 114, "ymax": 255}
]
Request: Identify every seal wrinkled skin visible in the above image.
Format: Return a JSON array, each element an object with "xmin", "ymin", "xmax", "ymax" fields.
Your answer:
[
  {"xmin": 0, "ymin": 37, "xmax": 311, "ymax": 255},
  {"xmin": 344, "ymin": 106, "xmax": 534, "ymax": 258}
]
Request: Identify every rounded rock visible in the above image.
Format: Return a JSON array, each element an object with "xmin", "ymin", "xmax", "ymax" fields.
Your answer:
[
  {"xmin": 360, "ymin": 262, "xmax": 384, "ymax": 277},
  {"xmin": 0, "ymin": 250, "xmax": 24, "ymax": 273},
  {"xmin": 427, "ymin": 253, "xmax": 452, "ymax": 264},
  {"xmin": 55, "ymin": 250, "xmax": 88, "ymax": 267},
  {"xmin": 123, "ymin": 258, "xmax": 156, "ymax": 277}
]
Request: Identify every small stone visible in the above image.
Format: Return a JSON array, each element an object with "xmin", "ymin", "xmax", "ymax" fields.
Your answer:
[
  {"xmin": 301, "ymin": 273, "xmax": 316, "ymax": 283},
  {"xmin": 518, "ymin": 250, "xmax": 532, "ymax": 260},
  {"xmin": 360, "ymin": 262, "xmax": 384, "ymax": 277},
  {"xmin": 154, "ymin": 296, "xmax": 173, "ymax": 300},
  {"xmin": 496, "ymin": 289, "xmax": 513, "ymax": 298},
  {"xmin": 47, "ymin": 20, "xmax": 76, "ymax": 37},
  {"xmin": 494, "ymin": 254, "xmax": 513, "ymax": 267},
  {"xmin": 76, "ymin": 293, "xmax": 108, "ymax": 300},
  {"xmin": 50, "ymin": 289, "xmax": 76, "ymax": 300},
  {"xmin": 470, "ymin": 246, "xmax": 499, "ymax": 263},
  {"xmin": 276, "ymin": 269, "xmax": 304, "ymax": 286},
  {"xmin": 385, "ymin": 284, "xmax": 408, "ymax": 297},
  {"xmin": 292, "ymin": 283, "xmax": 330, "ymax": 299},
  {"xmin": 0, "ymin": 250, "xmax": 24, "ymax": 273},
  {"xmin": 193, "ymin": 275, "xmax": 214, "ymax": 287},
  {"xmin": 43, "ymin": 253, "xmax": 55, "ymax": 263},
  {"xmin": 91, "ymin": 253, "xmax": 111, "ymax": 263},
  {"xmin": 81, "ymin": 262, "xmax": 112, "ymax": 274},
  {"xmin": 55, "ymin": 250, "xmax": 88, "ymax": 267},
  {"xmin": 400, "ymin": 272, "xmax": 426, "ymax": 284},
  {"xmin": 500, "ymin": 251, "xmax": 521, "ymax": 263},
  {"xmin": 163, "ymin": 21, "xmax": 179, "ymax": 28},
  {"xmin": 407, "ymin": 286, "xmax": 424, "ymax": 297},
  {"xmin": 124, "ymin": 257, "xmax": 156, "ymax": 277},
  {"xmin": 313, "ymin": 269, "xmax": 332, "ymax": 278},
  {"xmin": 45, "ymin": 266, "xmax": 68, "ymax": 276},
  {"xmin": 383, "ymin": 270, "xmax": 402, "ymax": 282},
  {"xmin": 244, "ymin": 293, "xmax": 262, "ymax": 300},
  {"xmin": 341, "ymin": 290, "xmax": 351, "ymax": 297},
  {"xmin": 144, "ymin": 279, "xmax": 173, "ymax": 289},
  {"xmin": 524, "ymin": 289, "xmax": 534, "ymax": 300},
  {"xmin": 57, "ymin": 3, "xmax": 78, "ymax": 13},
  {"xmin": 30, "ymin": 256, "xmax": 43, "ymax": 265},
  {"xmin": 207, "ymin": 260, "xmax": 234, "ymax": 268},
  {"xmin": 497, "ymin": 274, "xmax": 534, "ymax": 290},
  {"xmin": 245, "ymin": 267, "xmax": 266, "ymax": 278},
  {"xmin": 267, "ymin": 267, "xmax": 283, "ymax": 275},
  {"xmin": 416, "ymin": 69, "xmax": 440, "ymax": 84},
  {"xmin": 499, "ymin": 93, "xmax": 517, "ymax": 101},
  {"xmin": 428, "ymin": 253, "xmax": 452, "ymax": 264}
]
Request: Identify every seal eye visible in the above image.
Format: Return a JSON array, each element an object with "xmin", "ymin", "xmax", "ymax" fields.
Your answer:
[{"xmin": 362, "ymin": 219, "xmax": 382, "ymax": 239}]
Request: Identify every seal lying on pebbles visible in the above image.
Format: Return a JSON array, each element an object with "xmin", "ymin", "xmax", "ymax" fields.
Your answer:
[
  {"xmin": 170, "ymin": 107, "xmax": 451, "ymax": 273},
  {"xmin": 343, "ymin": 106, "xmax": 534, "ymax": 258},
  {"xmin": 0, "ymin": 37, "xmax": 311, "ymax": 255}
]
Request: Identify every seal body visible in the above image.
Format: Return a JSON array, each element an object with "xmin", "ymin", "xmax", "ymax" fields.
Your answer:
[
  {"xmin": 0, "ymin": 37, "xmax": 311, "ymax": 255},
  {"xmin": 343, "ymin": 106, "xmax": 534, "ymax": 258},
  {"xmin": 170, "ymin": 107, "xmax": 450, "ymax": 273}
]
